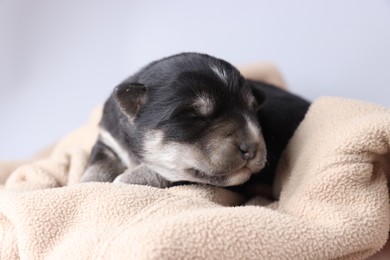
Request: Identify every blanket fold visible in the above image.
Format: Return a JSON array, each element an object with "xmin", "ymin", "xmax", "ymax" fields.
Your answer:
[{"xmin": 1, "ymin": 72, "xmax": 390, "ymax": 259}]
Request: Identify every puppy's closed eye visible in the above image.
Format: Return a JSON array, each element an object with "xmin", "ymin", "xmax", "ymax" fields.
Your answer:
[{"xmin": 179, "ymin": 107, "xmax": 211, "ymax": 124}]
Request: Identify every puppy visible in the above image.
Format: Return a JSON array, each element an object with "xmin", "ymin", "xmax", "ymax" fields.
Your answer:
[{"xmin": 81, "ymin": 53, "xmax": 310, "ymax": 190}]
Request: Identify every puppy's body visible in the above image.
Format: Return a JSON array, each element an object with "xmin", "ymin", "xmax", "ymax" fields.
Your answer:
[{"xmin": 81, "ymin": 53, "xmax": 310, "ymax": 192}]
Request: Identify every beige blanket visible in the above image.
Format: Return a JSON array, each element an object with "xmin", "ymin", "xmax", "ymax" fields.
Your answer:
[{"xmin": 1, "ymin": 65, "xmax": 389, "ymax": 259}]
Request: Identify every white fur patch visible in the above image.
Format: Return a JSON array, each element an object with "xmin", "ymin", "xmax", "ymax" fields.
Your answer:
[
  {"xmin": 142, "ymin": 130, "xmax": 241, "ymax": 184},
  {"xmin": 245, "ymin": 115, "xmax": 261, "ymax": 143},
  {"xmin": 99, "ymin": 128, "xmax": 137, "ymax": 169},
  {"xmin": 210, "ymin": 64, "xmax": 228, "ymax": 84},
  {"xmin": 142, "ymin": 130, "xmax": 205, "ymax": 182},
  {"xmin": 193, "ymin": 94, "xmax": 214, "ymax": 116}
]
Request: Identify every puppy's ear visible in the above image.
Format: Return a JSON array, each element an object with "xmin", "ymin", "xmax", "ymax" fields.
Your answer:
[{"xmin": 114, "ymin": 82, "xmax": 147, "ymax": 120}]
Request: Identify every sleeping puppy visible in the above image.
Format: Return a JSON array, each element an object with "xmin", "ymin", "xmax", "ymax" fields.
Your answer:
[{"xmin": 81, "ymin": 53, "xmax": 310, "ymax": 190}]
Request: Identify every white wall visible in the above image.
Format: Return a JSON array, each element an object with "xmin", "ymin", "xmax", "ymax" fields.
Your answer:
[{"xmin": 1, "ymin": 0, "xmax": 390, "ymax": 159}]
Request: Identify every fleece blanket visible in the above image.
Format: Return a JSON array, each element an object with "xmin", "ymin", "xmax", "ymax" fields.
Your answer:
[{"xmin": 1, "ymin": 65, "xmax": 390, "ymax": 259}]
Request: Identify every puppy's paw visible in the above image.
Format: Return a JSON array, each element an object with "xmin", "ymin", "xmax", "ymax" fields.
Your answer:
[
  {"xmin": 80, "ymin": 165, "xmax": 118, "ymax": 183},
  {"xmin": 113, "ymin": 172, "xmax": 137, "ymax": 184},
  {"xmin": 113, "ymin": 165, "xmax": 172, "ymax": 188}
]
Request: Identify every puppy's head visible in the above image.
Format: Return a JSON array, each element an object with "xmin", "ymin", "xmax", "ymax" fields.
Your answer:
[{"xmin": 114, "ymin": 53, "xmax": 267, "ymax": 187}]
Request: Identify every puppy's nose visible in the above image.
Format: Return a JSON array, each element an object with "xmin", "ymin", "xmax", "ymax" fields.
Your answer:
[{"xmin": 238, "ymin": 143, "xmax": 257, "ymax": 160}]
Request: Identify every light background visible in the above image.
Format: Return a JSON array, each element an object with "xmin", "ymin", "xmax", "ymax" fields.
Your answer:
[{"xmin": 1, "ymin": 0, "xmax": 390, "ymax": 159}]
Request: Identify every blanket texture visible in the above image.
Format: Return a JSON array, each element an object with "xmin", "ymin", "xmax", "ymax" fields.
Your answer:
[{"xmin": 1, "ymin": 65, "xmax": 390, "ymax": 259}]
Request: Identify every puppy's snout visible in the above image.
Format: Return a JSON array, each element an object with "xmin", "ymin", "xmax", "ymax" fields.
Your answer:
[{"xmin": 238, "ymin": 143, "xmax": 257, "ymax": 160}]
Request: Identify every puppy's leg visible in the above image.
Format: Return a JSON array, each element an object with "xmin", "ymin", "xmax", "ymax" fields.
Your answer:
[
  {"xmin": 80, "ymin": 141, "xmax": 126, "ymax": 182},
  {"xmin": 114, "ymin": 164, "xmax": 172, "ymax": 188}
]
